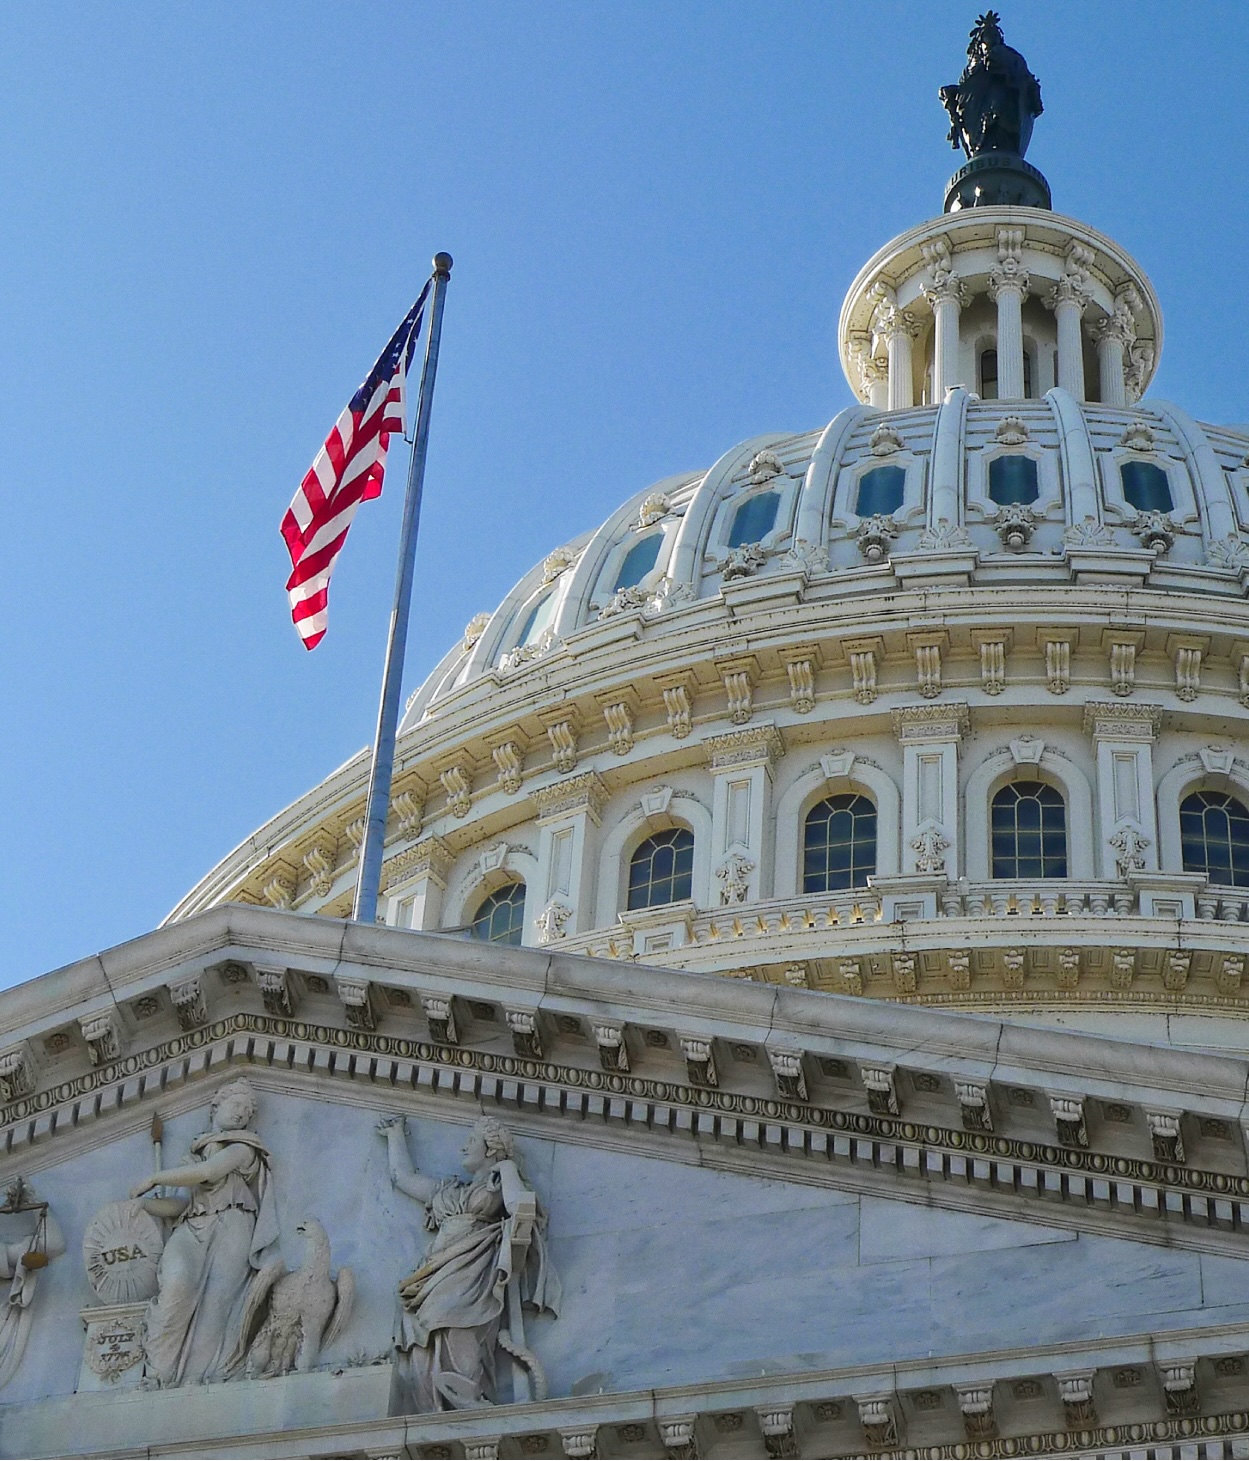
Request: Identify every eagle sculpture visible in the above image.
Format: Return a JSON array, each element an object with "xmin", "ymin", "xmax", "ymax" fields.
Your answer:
[{"xmin": 242, "ymin": 1218, "xmax": 355, "ymax": 1377}]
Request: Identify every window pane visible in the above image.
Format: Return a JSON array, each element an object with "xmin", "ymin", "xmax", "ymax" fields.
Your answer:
[
  {"xmin": 470, "ymin": 883, "xmax": 527, "ymax": 946},
  {"xmin": 803, "ymin": 794, "xmax": 877, "ymax": 893},
  {"xmin": 628, "ymin": 828, "xmax": 695, "ymax": 910},
  {"xmin": 980, "ymin": 349, "xmax": 999, "ymax": 400},
  {"xmin": 1121, "ymin": 461, "xmax": 1173, "ymax": 512},
  {"xmin": 613, "ymin": 533, "xmax": 663, "ymax": 590},
  {"xmin": 1180, "ymin": 791, "xmax": 1249, "ymax": 887},
  {"xmin": 515, "ymin": 593, "xmax": 555, "ymax": 647},
  {"xmin": 991, "ymin": 781, "xmax": 1067, "ymax": 880},
  {"xmin": 728, "ymin": 492, "xmax": 780, "ymax": 548},
  {"xmin": 988, "ymin": 454, "xmax": 1039, "ymax": 505},
  {"xmin": 856, "ymin": 466, "xmax": 905, "ymax": 517}
]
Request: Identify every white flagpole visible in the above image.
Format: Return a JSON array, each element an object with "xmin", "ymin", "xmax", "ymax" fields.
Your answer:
[{"xmin": 353, "ymin": 252, "xmax": 453, "ymax": 924}]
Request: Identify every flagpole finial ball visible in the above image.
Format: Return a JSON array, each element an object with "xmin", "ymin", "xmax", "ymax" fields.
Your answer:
[{"xmin": 433, "ymin": 252, "xmax": 453, "ymax": 277}]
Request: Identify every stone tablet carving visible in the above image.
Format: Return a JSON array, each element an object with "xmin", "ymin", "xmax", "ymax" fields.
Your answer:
[
  {"xmin": 82, "ymin": 1200, "xmax": 164, "ymax": 1304},
  {"xmin": 81, "ymin": 1303, "xmax": 147, "ymax": 1385}
]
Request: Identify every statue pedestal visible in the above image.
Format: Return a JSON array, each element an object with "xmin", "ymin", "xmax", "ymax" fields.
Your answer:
[
  {"xmin": 78, "ymin": 1303, "xmax": 147, "ymax": 1392},
  {"xmin": 945, "ymin": 152, "xmax": 1051, "ymax": 211}
]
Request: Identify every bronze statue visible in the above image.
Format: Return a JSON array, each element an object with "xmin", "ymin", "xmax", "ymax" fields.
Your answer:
[{"xmin": 941, "ymin": 11, "xmax": 1042, "ymax": 160}]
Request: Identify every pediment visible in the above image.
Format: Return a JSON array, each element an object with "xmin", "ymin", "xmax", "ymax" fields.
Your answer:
[{"xmin": 4, "ymin": 907, "xmax": 1249, "ymax": 1456}]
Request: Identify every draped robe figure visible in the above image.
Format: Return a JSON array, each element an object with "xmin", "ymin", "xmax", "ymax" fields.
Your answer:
[
  {"xmin": 0, "ymin": 1181, "xmax": 64, "ymax": 1391},
  {"xmin": 131, "ymin": 1078, "xmax": 279, "ymax": 1387},
  {"xmin": 379, "ymin": 1116, "xmax": 559, "ymax": 1414}
]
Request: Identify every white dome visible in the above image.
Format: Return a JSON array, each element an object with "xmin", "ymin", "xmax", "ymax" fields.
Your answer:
[{"xmin": 166, "ymin": 198, "xmax": 1249, "ymax": 1047}]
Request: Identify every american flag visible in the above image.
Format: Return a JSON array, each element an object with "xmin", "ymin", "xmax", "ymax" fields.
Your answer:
[{"xmin": 280, "ymin": 285, "xmax": 431, "ymax": 650}]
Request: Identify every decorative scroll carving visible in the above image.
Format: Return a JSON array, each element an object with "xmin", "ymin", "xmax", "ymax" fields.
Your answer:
[
  {"xmin": 1173, "ymin": 643, "xmax": 1202, "ymax": 701},
  {"xmin": 169, "ymin": 974, "xmax": 208, "ymax": 1031},
  {"xmin": 392, "ymin": 790, "xmax": 425, "ymax": 840},
  {"xmin": 80, "ymin": 1010, "xmax": 123, "ymax": 1066},
  {"xmin": 438, "ymin": 760, "xmax": 473, "ymax": 819},
  {"xmin": 848, "ymin": 645, "xmax": 878, "ymax": 704},
  {"xmin": 1049, "ymin": 1095, "xmax": 1088, "ymax": 1148},
  {"xmin": 758, "ymin": 1405, "xmax": 798, "ymax": 1459},
  {"xmin": 505, "ymin": 1010, "xmax": 543, "ymax": 1061},
  {"xmin": 861, "ymin": 1065, "xmax": 899, "ymax": 1117},
  {"xmin": 1057, "ymin": 1371, "xmax": 1097, "ymax": 1428},
  {"xmin": 254, "ymin": 965, "xmax": 294, "ymax": 1019},
  {"xmin": 785, "ymin": 654, "xmax": 816, "ymax": 714},
  {"xmin": 979, "ymin": 638, "xmax": 1007, "ymax": 694},
  {"xmin": 301, "ymin": 841, "xmax": 336, "ymax": 898},
  {"xmin": 421, "ymin": 994, "xmax": 458, "ymax": 1047},
  {"xmin": 1147, "ymin": 1111, "xmax": 1185, "ymax": 1164},
  {"xmin": 490, "ymin": 740, "xmax": 524, "ymax": 795},
  {"xmin": 658, "ymin": 675, "xmax": 694, "ymax": 739},
  {"xmin": 544, "ymin": 717, "xmax": 579, "ymax": 775},
  {"xmin": 915, "ymin": 642, "xmax": 942, "ymax": 698},
  {"xmin": 955, "ymin": 1383, "xmax": 997, "ymax": 1441},
  {"xmin": 680, "ymin": 1036, "xmax": 717, "ymax": 1089},
  {"xmin": 598, "ymin": 695, "xmax": 637, "ymax": 756},
  {"xmin": 336, "ymin": 975, "xmax": 376, "ymax": 1032},
  {"xmin": 1044, "ymin": 638, "xmax": 1071, "ymax": 695},
  {"xmin": 955, "ymin": 1080, "xmax": 992, "ymax": 1132},
  {"xmin": 1109, "ymin": 640, "xmax": 1137, "ymax": 697},
  {"xmin": 719, "ymin": 665, "xmax": 755, "ymax": 725},
  {"xmin": 766, "ymin": 1048, "xmax": 807, "ymax": 1103},
  {"xmin": 592, "ymin": 1023, "xmax": 629, "ymax": 1073},
  {"xmin": 0, "ymin": 1046, "xmax": 36, "ymax": 1103},
  {"xmin": 857, "ymin": 1394, "xmax": 898, "ymax": 1449}
]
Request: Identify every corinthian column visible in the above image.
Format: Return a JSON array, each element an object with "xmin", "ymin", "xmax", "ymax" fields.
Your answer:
[
  {"xmin": 988, "ymin": 227, "xmax": 1029, "ymax": 400},
  {"xmin": 1094, "ymin": 285, "xmax": 1140, "ymax": 409},
  {"xmin": 869, "ymin": 285, "xmax": 919, "ymax": 410},
  {"xmin": 924, "ymin": 276, "xmax": 969, "ymax": 397},
  {"xmin": 1046, "ymin": 278, "xmax": 1091, "ymax": 399}
]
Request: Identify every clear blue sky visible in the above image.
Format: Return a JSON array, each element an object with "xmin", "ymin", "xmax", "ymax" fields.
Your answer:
[{"xmin": 4, "ymin": 2, "xmax": 1247, "ymax": 985}]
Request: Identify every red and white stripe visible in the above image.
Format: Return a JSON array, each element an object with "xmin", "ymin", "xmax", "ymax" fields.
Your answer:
[{"xmin": 280, "ymin": 370, "xmax": 406, "ymax": 650}]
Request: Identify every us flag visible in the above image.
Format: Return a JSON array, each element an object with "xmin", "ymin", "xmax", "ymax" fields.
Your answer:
[{"xmin": 280, "ymin": 285, "xmax": 431, "ymax": 650}]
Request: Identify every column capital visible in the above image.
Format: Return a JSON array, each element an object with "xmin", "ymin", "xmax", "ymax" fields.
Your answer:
[
  {"xmin": 891, "ymin": 702, "xmax": 970, "ymax": 744},
  {"xmin": 1082, "ymin": 701, "xmax": 1163, "ymax": 742},
  {"xmin": 923, "ymin": 275, "xmax": 969, "ymax": 309},
  {"xmin": 1045, "ymin": 276, "xmax": 1094, "ymax": 314},
  {"xmin": 987, "ymin": 265, "xmax": 1030, "ymax": 302},
  {"xmin": 702, "ymin": 722, "xmax": 785, "ymax": 774},
  {"xmin": 380, "ymin": 833, "xmax": 454, "ymax": 894},
  {"xmin": 530, "ymin": 770, "xmax": 609, "ymax": 825}
]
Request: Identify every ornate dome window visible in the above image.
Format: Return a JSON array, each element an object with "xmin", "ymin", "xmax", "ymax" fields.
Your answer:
[
  {"xmin": 613, "ymin": 532, "xmax": 663, "ymax": 591},
  {"xmin": 1120, "ymin": 460, "xmax": 1173, "ymax": 513},
  {"xmin": 1180, "ymin": 791, "xmax": 1249, "ymax": 887},
  {"xmin": 802, "ymin": 794, "xmax": 877, "ymax": 893},
  {"xmin": 727, "ymin": 492, "xmax": 780, "ymax": 548},
  {"xmin": 627, "ymin": 828, "xmax": 694, "ymax": 911},
  {"xmin": 470, "ymin": 882, "xmax": 527, "ymax": 945},
  {"xmin": 988, "ymin": 454, "xmax": 1039, "ymax": 506},
  {"xmin": 856, "ymin": 465, "xmax": 905, "ymax": 517},
  {"xmin": 991, "ymin": 781, "xmax": 1067, "ymax": 879},
  {"xmin": 515, "ymin": 591, "xmax": 557, "ymax": 648}
]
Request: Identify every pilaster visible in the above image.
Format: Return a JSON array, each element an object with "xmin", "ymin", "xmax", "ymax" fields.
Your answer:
[
  {"xmin": 703, "ymin": 724, "xmax": 785, "ymax": 904},
  {"xmin": 530, "ymin": 773, "xmax": 609, "ymax": 940},
  {"xmin": 1083, "ymin": 702, "xmax": 1162, "ymax": 881},
  {"xmin": 892, "ymin": 703, "xmax": 969, "ymax": 879}
]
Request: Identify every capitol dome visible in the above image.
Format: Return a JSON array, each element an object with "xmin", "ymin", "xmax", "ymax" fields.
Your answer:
[{"xmin": 169, "ymin": 47, "xmax": 1249, "ymax": 1047}]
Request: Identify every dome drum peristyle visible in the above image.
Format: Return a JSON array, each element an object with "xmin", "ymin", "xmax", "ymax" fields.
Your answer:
[{"xmin": 170, "ymin": 130, "xmax": 1249, "ymax": 1038}]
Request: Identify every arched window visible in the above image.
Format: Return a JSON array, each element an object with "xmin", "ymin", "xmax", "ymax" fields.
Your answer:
[
  {"xmin": 515, "ymin": 592, "xmax": 556, "ymax": 647},
  {"xmin": 470, "ymin": 882, "xmax": 526, "ymax": 945},
  {"xmin": 991, "ymin": 781, "xmax": 1067, "ymax": 879},
  {"xmin": 728, "ymin": 491, "xmax": 780, "ymax": 547},
  {"xmin": 1180, "ymin": 790, "xmax": 1249, "ymax": 886},
  {"xmin": 988, "ymin": 454, "xmax": 1039, "ymax": 505},
  {"xmin": 627, "ymin": 828, "xmax": 694, "ymax": 910},
  {"xmin": 980, "ymin": 349, "xmax": 998, "ymax": 400},
  {"xmin": 803, "ymin": 794, "xmax": 877, "ymax": 892},
  {"xmin": 613, "ymin": 532, "xmax": 663, "ymax": 591},
  {"xmin": 979, "ymin": 350, "xmax": 1032, "ymax": 399},
  {"xmin": 856, "ymin": 466, "xmax": 905, "ymax": 517},
  {"xmin": 1121, "ymin": 461, "xmax": 1173, "ymax": 513}
]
